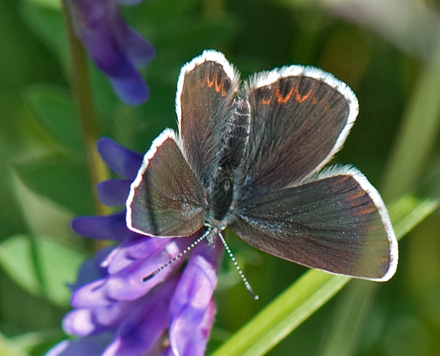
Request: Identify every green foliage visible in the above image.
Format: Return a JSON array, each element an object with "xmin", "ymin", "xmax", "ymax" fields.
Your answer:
[
  {"xmin": 0, "ymin": 332, "xmax": 28, "ymax": 356},
  {"xmin": 20, "ymin": 0, "xmax": 67, "ymax": 65},
  {"xmin": 15, "ymin": 152, "xmax": 93, "ymax": 216},
  {"xmin": 0, "ymin": 235, "xmax": 85, "ymax": 308},
  {"xmin": 24, "ymin": 85, "xmax": 83, "ymax": 152}
]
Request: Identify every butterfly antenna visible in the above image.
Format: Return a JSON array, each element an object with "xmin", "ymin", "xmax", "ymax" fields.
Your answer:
[
  {"xmin": 218, "ymin": 233, "xmax": 259, "ymax": 300},
  {"xmin": 142, "ymin": 230, "xmax": 211, "ymax": 282}
]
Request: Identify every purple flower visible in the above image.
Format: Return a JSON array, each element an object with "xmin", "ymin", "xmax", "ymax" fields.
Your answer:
[
  {"xmin": 47, "ymin": 138, "xmax": 223, "ymax": 356},
  {"xmin": 66, "ymin": 0, "xmax": 155, "ymax": 105}
]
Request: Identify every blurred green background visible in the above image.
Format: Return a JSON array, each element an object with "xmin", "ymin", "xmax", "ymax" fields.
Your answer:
[{"xmin": 1, "ymin": 0, "xmax": 440, "ymax": 355}]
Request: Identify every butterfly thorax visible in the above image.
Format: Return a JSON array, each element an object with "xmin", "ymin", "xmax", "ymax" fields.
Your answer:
[
  {"xmin": 207, "ymin": 166, "xmax": 234, "ymax": 221},
  {"xmin": 206, "ymin": 93, "xmax": 250, "ymax": 224}
]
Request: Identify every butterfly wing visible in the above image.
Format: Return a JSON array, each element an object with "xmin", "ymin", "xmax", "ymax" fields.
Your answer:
[
  {"xmin": 176, "ymin": 50, "xmax": 240, "ymax": 189},
  {"xmin": 229, "ymin": 167, "xmax": 398, "ymax": 281},
  {"xmin": 127, "ymin": 129, "xmax": 206, "ymax": 237},
  {"xmin": 237, "ymin": 66, "xmax": 358, "ymax": 194},
  {"xmin": 127, "ymin": 51, "xmax": 241, "ymax": 237}
]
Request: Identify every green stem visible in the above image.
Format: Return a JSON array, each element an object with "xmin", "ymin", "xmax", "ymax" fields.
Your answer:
[{"xmin": 62, "ymin": 0, "xmax": 110, "ymax": 218}]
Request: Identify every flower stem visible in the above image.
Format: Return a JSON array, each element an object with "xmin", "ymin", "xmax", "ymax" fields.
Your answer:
[{"xmin": 62, "ymin": 0, "xmax": 111, "ymax": 217}]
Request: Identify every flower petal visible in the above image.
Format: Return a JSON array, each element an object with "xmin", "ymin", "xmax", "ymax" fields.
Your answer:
[
  {"xmin": 109, "ymin": 74, "xmax": 149, "ymax": 106},
  {"xmin": 118, "ymin": 23, "xmax": 155, "ymax": 68},
  {"xmin": 93, "ymin": 298, "xmax": 143, "ymax": 328},
  {"xmin": 97, "ymin": 179, "xmax": 132, "ymax": 206},
  {"xmin": 106, "ymin": 235, "xmax": 169, "ymax": 274},
  {"xmin": 72, "ymin": 212, "xmax": 137, "ymax": 242},
  {"xmin": 169, "ymin": 241, "xmax": 223, "ymax": 356},
  {"xmin": 97, "ymin": 137, "xmax": 142, "ymax": 179},
  {"xmin": 70, "ymin": 247, "xmax": 111, "ymax": 290},
  {"xmin": 46, "ymin": 334, "xmax": 112, "ymax": 356},
  {"xmin": 65, "ymin": 298, "xmax": 148, "ymax": 337},
  {"xmin": 170, "ymin": 300, "xmax": 216, "ymax": 356},
  {"xmin": 71, "ymin": 279, "xmax": 110, "ymax": 308},
  {"xmin": 105, "ymin": 238, "xmax": 192, "ymax": 300},
  {"xmin": 170, "ymin": 241, "xmax": 222, "ymax": 316},
  {"xmin": 67, "ymin": 0, "xmax": 154, "ymax": 105},
  {"xmin": 63, "ymin": 308, "xmax": 103, "ymax": 336},
  {"xmin": 102, "ymin": 277, "xmax": 178, "ymax": 356}
]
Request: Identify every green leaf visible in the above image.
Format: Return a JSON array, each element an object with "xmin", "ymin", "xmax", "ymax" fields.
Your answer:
[
  {"xmin": 0, "ymin": 138, "xmax": 28, "ymax": 238},
  {"xmin": 9, "ymin": 329, "xmax": 65, "ymax": 355},
  {"xmin": 0, "ymin": 332, "xmax": 28, "ymax": 356},
  {"xmin": 20, "ymin": 1, "xmax": 67, "ymax": 65},
  {"xmin": 0, "ymin": 234, "xmax": 86, "ymax": 307},
  {"xmin": 24, "ymin": 84, "xmax": 83, "ymax": 152},
  {"xmin": 24, "ymin": 0, "xmax": 60, "ymax": 9},
  {"xmin": 211, "ymin": 193, "xmax": 439, "ymax": 356},
  {"xmin": 15, "ymin": 152, "xmax": 93, "ymax": 216},
  {"xmin": 388, "ymin": 194, "xmax": 439, "ymax": 239}
]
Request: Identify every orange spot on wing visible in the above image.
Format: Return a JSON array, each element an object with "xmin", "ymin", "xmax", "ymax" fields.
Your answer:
[
  {"xmin": 259, "ymin": 83, "xmax": 315, "ymax": 105},
  {"xmin": 275, "ymin": 85, "xmax": 313, "ymax": 104},
  {"xmin": 276, "ymin": 86, "xmax": 294, "ymax": 104},
  {"xmin": 215, "ymin": 77, "xmax": 223, "ymax": 94},
  {"xmin": 206, "ymin": 73, "xmax": 216, "ymax": 88},
  {"xmin": 203, "ymin": 72, "xmax": 228, "ymax": 96},
  {"xmin": 294, "ymin": 89, "xmax": 312, "ymax": 103},
  {"xmin": 261, "ymin": 97, "xmax": 272, "ymax": 105}
]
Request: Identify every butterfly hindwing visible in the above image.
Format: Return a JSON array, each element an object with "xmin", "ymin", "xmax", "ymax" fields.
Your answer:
[
  {"xmin": 127, "ymin": 129, "xmax": 206, "ymax": 237},
  {"xmin": 229, "ymin": 167, "xmax": 397, "ymax": 281}
]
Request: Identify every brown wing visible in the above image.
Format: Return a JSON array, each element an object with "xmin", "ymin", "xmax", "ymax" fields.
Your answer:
[{"xmin": 230, "ymin": 167, "xmax": 398, "ymax": 281}]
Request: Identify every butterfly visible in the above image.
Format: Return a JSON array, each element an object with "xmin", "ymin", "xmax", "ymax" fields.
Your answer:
[{"xmin": 126, "ymin": 50, "xmax": 398, "ymax": 285}]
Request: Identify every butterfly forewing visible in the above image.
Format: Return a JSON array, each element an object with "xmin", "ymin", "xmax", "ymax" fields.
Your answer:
[
  {"xmin": 229, "ymin": 167, "xmax": 397, "ymax": 281},
  {"xmin": 238, "ymin": 68, "xmax": 358, "ymax": 195},
  {"xmin": 176, "ymin": 51, "xmax": 240, "ymax": 189},
  {"xmin": 127, "ymin": 129, "xmax": 206, "ymax": 237}
]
